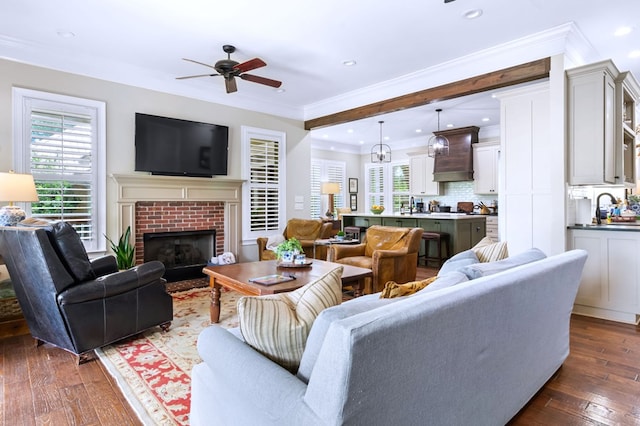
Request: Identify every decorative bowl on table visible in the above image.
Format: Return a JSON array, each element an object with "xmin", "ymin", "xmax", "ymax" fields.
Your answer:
[{"xmin": 370, "ymin": 206, "xmax": 385, "ymax": 215}]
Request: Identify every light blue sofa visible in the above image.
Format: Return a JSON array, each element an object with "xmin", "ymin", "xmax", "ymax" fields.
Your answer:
[{"xmin": 190, "ymin": 249, "xmax": 587, "ymax": 425}]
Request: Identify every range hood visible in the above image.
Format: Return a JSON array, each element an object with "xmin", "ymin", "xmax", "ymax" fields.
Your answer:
[{"xmin": 433, "ymin": 126, "xmax": 479, "ymax": 182}]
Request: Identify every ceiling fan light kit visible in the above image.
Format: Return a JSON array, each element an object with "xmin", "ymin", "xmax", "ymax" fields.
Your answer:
[
  {"xmin": 371, "ymin": 120, "xmax": 391, "ymax": 163},
  {"xmin": 176, "ymin": 45, "xmax": 282, "ymax": 94},
  {"xmin": 427, "ymin": 108, "xmax": 450, "ymax": 158}
]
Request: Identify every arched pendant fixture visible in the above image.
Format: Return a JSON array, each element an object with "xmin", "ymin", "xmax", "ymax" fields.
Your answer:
[
  {"xmin": 427, "ymin": 108, "xmax": 450, "ymax": 158},
  {"xmin": 371, "ymin": 120, "xmax": 391, "ymax": 163}
]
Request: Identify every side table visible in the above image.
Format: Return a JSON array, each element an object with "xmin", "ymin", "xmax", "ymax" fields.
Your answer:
[{"xmin": 313, "ymin": 238, "xmax": 360, "ymax": 261}]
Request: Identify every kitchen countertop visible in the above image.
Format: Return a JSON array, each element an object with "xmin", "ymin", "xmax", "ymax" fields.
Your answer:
[
  {"xmin": 568, "ymin": 223, "xmax": 640, "ymax": 231},
  {"xmin": 342, "ymin": 212, "xmax": 490, "ymax": 220}
]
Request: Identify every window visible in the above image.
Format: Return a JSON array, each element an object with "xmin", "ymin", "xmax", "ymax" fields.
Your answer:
[
  {"xmin": 12, "ymin": 88, "xmax": 106, "ymax": 252},
  {"xmin": 365, "ymin": 160, "xmax": 410, "ymax": 213},
  {"xmin": 310, "ymin": 159, "xmax": 346, "ymax": 218},
  {"xmin": 241, "ymin": 126, "xmax": 286, "ymax": 242}
]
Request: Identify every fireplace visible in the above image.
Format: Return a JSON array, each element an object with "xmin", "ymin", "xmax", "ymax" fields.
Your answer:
[{"xmin": 144, "ymin": 229, "xmax": 216, "ymax": 282}]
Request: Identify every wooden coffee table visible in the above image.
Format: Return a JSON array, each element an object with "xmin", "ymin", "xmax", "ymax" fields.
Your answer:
[{"xmin": 202, "ymin": 259, "xmax": 372, "ymax": 323}]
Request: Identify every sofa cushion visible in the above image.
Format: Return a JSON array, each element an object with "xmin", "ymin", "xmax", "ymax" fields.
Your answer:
[
  {"xmin": 380, "ymin": 276, "xmax": 438, "ymax": 298},
  {"xmin": 237, "ymin": 266, "xmax": 343, "ymax": 372},
  {"xmin": 437, "ymin": 249, "xmax": 479, "ymax": 276},
  {"xmin": 297, "ymin": 291, "xmax": 398, "ymax": 382},
  {"xmin": 46, "ymin": 221, "xmax": 96, "ymax": 282},
  {"xmin": 459, "ymin": 247, "xmax": 547, "ymax": 280},
  {"xmin": 472, "ymin": 237, "xmax": 509, "ymax": 262}
]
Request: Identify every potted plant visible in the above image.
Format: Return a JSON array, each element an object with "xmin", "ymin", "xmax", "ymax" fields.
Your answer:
[
  {"xmin": 105, "ymin": 226, "xmax": 135, "ymax": 270},
  {"xmin": 335, "ymin": 230, "xmax": 345, "ymax": 241},
  {"xmin": 275, "ymin": 237, "xmax": 303, "ymax": 263}
]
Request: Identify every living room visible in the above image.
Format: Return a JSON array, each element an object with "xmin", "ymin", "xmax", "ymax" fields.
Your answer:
[{"xmin": 2, "ymin": 1, "xmax": 640, "ymax": 425}]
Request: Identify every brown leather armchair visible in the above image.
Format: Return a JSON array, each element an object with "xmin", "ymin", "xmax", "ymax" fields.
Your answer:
[
  {"xmin": 257, "ymin": 218, "xmax": 333, "ymax": 260},
  {"xmin": 330, "ymin": 225, "xmax": 423, "ymax": 294},
  {"xmin": 0, "ymin": 222, "xmax": 173, "ymax": 363}
]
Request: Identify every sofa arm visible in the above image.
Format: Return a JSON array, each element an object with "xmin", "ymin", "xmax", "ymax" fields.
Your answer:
[
  {"xmin": 58, "ymin": 260, "xmax": 166, "ymax": 305},
  {"xmin": 90, "ymin": 255, "xmax": 118, "ymax": 277},
  {"xmin": 331, "ymin": 243, "xmax": 366, "ymax": 260},
  {"xmin": 193, "ymin": 326, "xmax": 318, "ymax": 424}
]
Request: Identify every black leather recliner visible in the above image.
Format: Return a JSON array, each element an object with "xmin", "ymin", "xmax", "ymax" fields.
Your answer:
[{"xmin": 0, "ymin": 222, "xmax": 173, "ymax": 362}]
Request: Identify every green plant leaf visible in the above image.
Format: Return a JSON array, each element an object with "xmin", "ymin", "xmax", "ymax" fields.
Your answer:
[{"xmin": 105, "ymin": 226, "xmax": 135, "ymax": 269}]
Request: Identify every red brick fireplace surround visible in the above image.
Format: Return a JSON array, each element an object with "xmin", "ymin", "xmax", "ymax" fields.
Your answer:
[
  {"xmin": 134, "ymin": 201, "xmax": 225, "ymax": 265},
  {"xmin": 112, "ymin": 174, "xmax": 243, "ymax": 265}
]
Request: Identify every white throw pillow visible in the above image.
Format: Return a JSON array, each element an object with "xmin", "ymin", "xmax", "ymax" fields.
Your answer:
[
  {"xmin": 237, "ymin": 266, "xmax": 343, "ymax": 372},
  {"xmin": 471, "ymin": 237, "xmax": 509, "ymax": 262}
]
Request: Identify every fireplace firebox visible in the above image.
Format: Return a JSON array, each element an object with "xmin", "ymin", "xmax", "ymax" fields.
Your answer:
[{"xmin": 143, "ymin": 229, "xmax": 216, "ymax": 282}]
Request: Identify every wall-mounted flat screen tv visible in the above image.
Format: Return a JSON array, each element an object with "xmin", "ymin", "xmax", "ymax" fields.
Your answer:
[{"xmin": 135, "ymin": 113, "xmax": 229, "ymax": 177}]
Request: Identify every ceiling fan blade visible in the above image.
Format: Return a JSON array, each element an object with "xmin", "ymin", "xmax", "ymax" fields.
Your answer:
[
  {"xmin": 234, "ymin": 58, "xmax": 266, "ymax": 73},
  {"xmin": 176, "ymin": 73, "xmax": 219, "ymax": 80},
  {"xmin": 240, "ymin": 73, "xmax": 282, "ymax": 88},
  {"xmin": 182, "ymin": 58, "xmax": 217, "ymax": 70},
  {"xmin": 225, "ymin": 77, "xmax": 238, "ymax": 93}
]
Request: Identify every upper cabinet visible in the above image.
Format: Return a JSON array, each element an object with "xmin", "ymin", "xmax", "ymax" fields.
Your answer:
[
  {"xmin": 567, "ymin": 60, "xmax": 639, "ymax": 186},
  {"xmin": 409, "ymin": 153, "xmax": 442, "ymax": 196},
  {"xmin": 616, "ymin": 71, "xmax": 640, "ymax": 186},
  {"xmin": 473, "ymin": 142, "xmax": 500, "ymax": 194}
]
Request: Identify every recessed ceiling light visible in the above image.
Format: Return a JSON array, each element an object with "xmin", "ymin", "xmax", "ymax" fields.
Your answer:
[
  {"xmin": 322, "ymin": 134, "xmax": 329, "ymax": 139},
  {"xmin": 342, "ymin": 60, "xmax": 357, "ymax": 66},
  {"xmin": 384, "ymin": 136, "xmax": 390, "ymax": 141},
  {"xmin": 359, "ymin": 140, "xmax": 364, "ymax": 144},
  {"xmin": 275, "ymin": 88, "xmax": 285, "ymax": 93},
  {"xmin": 415, "ymin": 129, "xmax": 422, "ymax": 133},
  {"xmin": 56, "ymin": 30, "xmax": 75, "ymax": 38},
  {"xmin": 482, "ymin": 117, "xmax": 490, "ymax": 122},
  {"xmin": 446, "ymin": 123, "xmax": 454, "ymax": 128},
  {"xmin": 614, "ymin": 26, "xmax": 632, "ymax": 37},
  {"xmin": 629, "ymin": 50, "xmax": 640, "ymax": 59},
  {"xmin": 463, "ymin": 9, "xmax": 483, "ymax": 19},
  {"xmin": 347, "ymin": 129, "xmax": 354, "ymax": 133}
]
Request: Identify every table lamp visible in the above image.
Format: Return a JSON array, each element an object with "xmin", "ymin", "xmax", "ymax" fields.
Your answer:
[
  {"xmin": 0, "ymin": 171, "xmax": 40, "ymax": 226},
  {"xmin": 321, "ymin": 182, "xmax": 340, "ymax": 219}
]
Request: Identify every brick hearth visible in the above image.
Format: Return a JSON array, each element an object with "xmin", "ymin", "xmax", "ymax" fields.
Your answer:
[{"xmin": 134, "ymin": 201, "xmax": 225, "ymax": 265}]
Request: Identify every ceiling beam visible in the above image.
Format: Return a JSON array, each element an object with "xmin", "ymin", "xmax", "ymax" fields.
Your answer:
[{"xmin": 304, "ymin": 58, "xmax": 551, "ymax": 130}]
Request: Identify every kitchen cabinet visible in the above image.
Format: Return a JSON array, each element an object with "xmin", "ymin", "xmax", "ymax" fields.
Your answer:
[
  {"xmin": 567, "ymin": 60, "xmax": 639, "ymax": 186},
  {"xmin": 616, "ymin": 71, "xmax": 640, "ymax": 186},
  {"xmin": 473, "ymin": 142, "xmax": 499, "ymax": 194},
  {"xmin": 382, "ymin": 217, "xmax": 418, "ymax": 228},
  {"xmin": 409, "ymin": 153, "xmax": 442, "ymax": 196},
  {"xmin": 569, "ymin": 228, "xmax": 640, "ymax": 324},
  {"xmin": 485, "ymin": 216, "xmax": 499, "ymax": 241}
]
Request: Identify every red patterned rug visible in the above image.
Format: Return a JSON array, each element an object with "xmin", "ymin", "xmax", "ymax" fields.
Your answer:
[{"xmin": 95, "ymin": 287, "xmax": 240, "ymax": 425}]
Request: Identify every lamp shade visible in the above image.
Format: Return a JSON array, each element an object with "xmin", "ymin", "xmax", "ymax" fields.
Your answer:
[
  {"xmin": 321, "ymin": 182, "xmax": 340, "ymax": 195},
  {"xmin": 0, "ymin": 172, "xmax": 39, "ymax": 226},
  {"xmin": 0, "ymin": 172, "xmax": 39, "ymax": 203}
]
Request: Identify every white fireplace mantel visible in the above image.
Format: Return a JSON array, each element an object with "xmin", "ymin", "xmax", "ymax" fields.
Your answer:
[{"xmin": 111, "ymin": 174, "xmax": 244, "ymax": 255}]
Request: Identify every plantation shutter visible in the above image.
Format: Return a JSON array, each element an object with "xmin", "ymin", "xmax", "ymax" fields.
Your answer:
[
  {"xmin": 310, "ymin": 161, "xmax": 322, "ymax": 218},
  {"xmin": 30, "ymin": 109, "xmax": 94, "ymax": 240},
  {"xmin": 392, "ymin": 163, "xmax": 410, "ymax": 212},
  {"xmin": 249, "ymin": 138, "xmax": 281, "ymax": 232},
  {"xmin": 326, "ymin": 163, "xmax": 345, "ymax": 211},
  {"xmin": 367, "ymin": 164, "xmax": 385, "ymax": 209}
]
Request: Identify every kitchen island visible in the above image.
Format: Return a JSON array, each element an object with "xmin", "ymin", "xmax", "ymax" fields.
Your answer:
[
  {"xmin": 568, "ymin": 224, "xmax": 640, "ymax": 324},
  {"xmin": 342, "ymin": 213, "xmax": 487, "ymax": 257}
]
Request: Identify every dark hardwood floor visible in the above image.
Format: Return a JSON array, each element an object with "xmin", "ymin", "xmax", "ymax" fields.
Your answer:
[{"xmin": 2, "ymin": 266, "xmax": 640, "ymax": 425}]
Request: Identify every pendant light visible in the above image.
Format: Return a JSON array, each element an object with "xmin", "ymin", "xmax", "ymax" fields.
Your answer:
[
  {"xmin": 427, "ymin": 108, "xmax": 449, "ymax": 158},
  {"xmin": 370, "ymin": 120, "xmax": 391, "ymax": 163}
]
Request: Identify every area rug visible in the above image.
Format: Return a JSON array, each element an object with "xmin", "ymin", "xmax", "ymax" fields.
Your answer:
[{"xmin": 95, "ymin": 287, "xmax": 241, "ymax": 425}]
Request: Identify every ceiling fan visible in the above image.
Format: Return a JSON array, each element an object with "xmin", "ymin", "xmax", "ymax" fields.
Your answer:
[{"xmin": 176, "ymin": 45, "xmax": 282, "ymax": 94}]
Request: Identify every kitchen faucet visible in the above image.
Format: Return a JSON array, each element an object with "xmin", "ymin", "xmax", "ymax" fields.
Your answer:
[
  {"xmin": 595, "ymin": 192, "xmax": 617, "ymax": 225},
  {"xmin": 409, "ymin": 196, "xmax": 414, "ymax": 215}
]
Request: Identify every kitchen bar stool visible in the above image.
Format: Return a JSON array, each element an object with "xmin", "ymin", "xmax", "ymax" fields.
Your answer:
[{"xmin": 419, "ymin": 231, "xmax": 450, "ymax": 267}]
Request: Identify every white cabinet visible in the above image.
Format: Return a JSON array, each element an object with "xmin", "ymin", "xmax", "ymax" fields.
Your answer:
[
  {"xmin": 569, "ymin": 229, "xmax": 640, "ymax": 324},
  {"xmin": 409, "ymin": 154, "xmax": 441, "ymax": 196},
  {"xmin": 567, "ymin": 60, "xmax": 639, "ymax": 186},
  {"xmin": 485, "ymin": 215, "xmax": 499, "ymax": 241},
  {"xmin": 473, "ymin": 143, "xmax": 499, "ymax": 194},
  {"xmin": 567, "ymin": 60, "xmax": 618, "ymax": 185}
]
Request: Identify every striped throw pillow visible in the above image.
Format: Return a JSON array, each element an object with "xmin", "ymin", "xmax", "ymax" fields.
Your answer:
[
  {"xmin": 472, "ymin": 237, "xmax": 509, "ymax": 262},
  {"xmin": 237, "ymin": 266, "xmax": 343, "ymax": 372}
]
